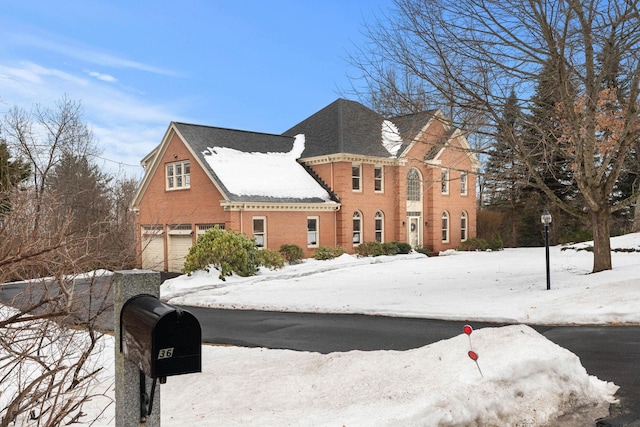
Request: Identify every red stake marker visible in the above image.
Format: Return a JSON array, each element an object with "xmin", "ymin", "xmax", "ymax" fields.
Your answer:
[{"xmin": 464, "ymin": 325, "xmax": 484, "ymax": 377}]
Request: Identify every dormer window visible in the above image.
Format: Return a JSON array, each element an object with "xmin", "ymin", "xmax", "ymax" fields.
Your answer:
[{"xmin": 166, "ymin": 160, "xmax": 190, "ymax": 190}]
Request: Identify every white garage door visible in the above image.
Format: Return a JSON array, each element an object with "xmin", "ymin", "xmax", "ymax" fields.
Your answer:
[
  {"xmin": 141, "ymin": 226, "xmax": 164, "ymax": 271},
  {"xmin": 168, "ymin": 226, "xmax": 193, "ymax": 273}
]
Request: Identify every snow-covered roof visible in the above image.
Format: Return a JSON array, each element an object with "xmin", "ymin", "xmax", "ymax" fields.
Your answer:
[
  {"xmin": 170, "ymin": 122, "xmax": 339, "ymax": 204},
  {"xmin": 201, "ymin": 135, "xmax": 335, "ymax": 203}
]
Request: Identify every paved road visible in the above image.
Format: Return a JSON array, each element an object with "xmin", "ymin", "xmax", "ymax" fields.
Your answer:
[{"xmin": 185, "ymin": 307, "xmax": 640, "ymax": 420}]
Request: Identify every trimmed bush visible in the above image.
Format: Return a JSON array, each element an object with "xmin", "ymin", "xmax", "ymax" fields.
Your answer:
[
  {"xmin": 458, "ymin": 235, "xmax": 504, "ymax": 252},
  {"xmin": 313, "ymin": 246, "xmax": 346, "ymax": 260},
  {"xmin": 182, "ymin": 227, "xmax": 259, "ymax": 280},
  {"xmin": 394, "ymin": 242, "xmax": 412, "ymax": 254},
  {"xmin": 279, "ymin": 244, "xmax": 305, "ymax": 264},
  {"xmin": 355, "ymin": 241, "xmax": 385, "ymax": 257},
  {"xmin": 458, "ymin": 238, "xmax": 490, "ymax": 251},
  {"xmin": 382, "ymin": 242, "xmax": 399, "ymax": 255},
  {"xmin": 257, "ymin": 248, "xmax": 286, "ymax": 270},
  {"xmin": 414, "ymin": 246, "xmax": 432, "ymax": 256}
]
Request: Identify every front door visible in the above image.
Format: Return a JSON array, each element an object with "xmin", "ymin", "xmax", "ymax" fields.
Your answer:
[{"xmin": 408, "ymin": 216, "xmax": 421, "ymax": 248}]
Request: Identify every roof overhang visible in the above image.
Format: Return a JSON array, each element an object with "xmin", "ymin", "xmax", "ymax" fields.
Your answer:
[
  {"xmin": 221, "ymin": 201, "xmax": 341, "ymax": 212},
  {"xmin": 301, "ymin": 153, "xmax": 400, "ymax": 166}
]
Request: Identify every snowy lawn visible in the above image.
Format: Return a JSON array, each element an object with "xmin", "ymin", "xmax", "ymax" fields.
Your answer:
[
  {"xmin": 6, "ymin": 234, "xmax": 640, "ymax": 425},
  {"xmin": 162, "ymin": 233, "xmax": 640, "ymax": 325}
]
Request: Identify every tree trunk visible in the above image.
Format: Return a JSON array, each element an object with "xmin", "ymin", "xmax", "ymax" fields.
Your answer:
[
  {"xmin": 634, "ymin": 193, "xmax": 640, "ymax": 232},
  {"xmin": 591, "ymin": 208, "xmax": 612, "ymax": 273}
]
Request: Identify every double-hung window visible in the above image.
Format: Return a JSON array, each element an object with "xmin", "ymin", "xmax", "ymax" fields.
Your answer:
[
  {"xmin": 461, "ymin": 212, "xmax": 468, "ymax": 242},
  {"xmin": 352, "ymin": 164, "xmax": 362, "ymax": 191},
  {"xmin": 442, "ymin": 211, "xmax": 450, "ymax": 242},
  {"xmin": 374, "ymin": 166, "xmax": 383, "ymax": 192},
  {"xmin": 253, "ymin": 217, "xmax": 266, "ymax": 248},
  {"xmin": 441, "ymin": 169, "xmax": 449, "ymax": 194},
  {"xmin": 307, "ymin": 217, "xmax": 319, "ymax": 247},
  {"xmin": 375, "ymin": 211, "xmax": 384, "ymax": 243},
  {"xmin": 353, "ymin": 211, "xmax": 362, "ymax": 245},
  {"xmin": 166, "ymin": 160, "xmax": 191, "ymax": 190},
  {"xmin": 460, "ymin": 172, "xmax": 468, "ymax": 195}
]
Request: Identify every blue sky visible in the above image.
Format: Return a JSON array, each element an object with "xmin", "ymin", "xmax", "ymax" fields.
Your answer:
[{"xmin": 0, "ymin": 1, "xmax": 391, "ymax": 175}]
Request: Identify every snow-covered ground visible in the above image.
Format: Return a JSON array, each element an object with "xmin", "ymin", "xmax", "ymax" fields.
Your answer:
[
  {"xmin": 6, "ymin": 234, "xmax": 640, "ymax": 425},
  {"xmin": 162, "ymin": 233, "xmax": 640, "ymax": 325}
]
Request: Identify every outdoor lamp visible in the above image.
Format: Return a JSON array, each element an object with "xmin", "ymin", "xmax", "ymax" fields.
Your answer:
[{"xmin": 541, "ymin": 209, "xmax": 552, "ymax": 290}]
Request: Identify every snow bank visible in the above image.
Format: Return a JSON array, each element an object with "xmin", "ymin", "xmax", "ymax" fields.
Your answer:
[{"xmin": 159, "ymin": 325, "xmax": 617, "ymax": 426}]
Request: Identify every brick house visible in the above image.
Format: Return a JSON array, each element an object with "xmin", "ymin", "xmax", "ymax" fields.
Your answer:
[{"xmin": 131, "ymin": 99, "xmax": 480, "ymax": 272}]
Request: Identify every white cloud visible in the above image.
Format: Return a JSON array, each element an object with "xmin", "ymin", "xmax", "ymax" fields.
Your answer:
[
  {"xmin": 8, "ymin": 32, "xmax": 176, "ymax": 76},
  {"xmin": 87, "ymin": 71, "xmax": 118, "ymax": 83},
  {"xmin": 0, "ymin": 60, "xmax": 185, "ymax": 177}
]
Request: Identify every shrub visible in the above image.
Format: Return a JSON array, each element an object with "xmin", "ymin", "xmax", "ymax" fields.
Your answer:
[
  {"xmin": 458, "ymin": 235, "xmax": 504, "ymax": 252},
  {"xmin": 313, "ymin": 246, "xmax": 346, "ymax": 260},
  {"xmin": 382, "ymin": 242, "xmax": 399, "ymax": 255},
  {"xmin": 355, "ymin": 241, "xmax": 385, "ymax": 257},
  {"xmin": 394, "ymin": 242, "xmax": 412, "ymax": 254},
  {"xmin": 489, "ymin": 234, "xmax": 504, "ymax": 251},
  {"xmin": 257, "ymin": 248, "xmax": 286, "ymax": 270},
  {"xmin": 279, "ymin": 244, "xmax": 305, "ymax": 264},
  {"xmin": 458, "ymin": 238, "xmax": 490, "ymax": 251},
  {"xmin": 414, "ymin": 246, "xmax": 432, "ymax": 256},
  {"xmin": 182, "ymin": 227, "xmax": 259, "ymax": 280}
]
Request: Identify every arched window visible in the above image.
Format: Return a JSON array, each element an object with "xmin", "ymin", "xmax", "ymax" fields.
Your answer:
[
  {"xmin": 353, "ymin": 211, "xmax": 362, "ymax": 245},
  {"xmin": 461, "ymin": 211, "xmax": 468, "ymax": 242},
  {"xmin": 407, "ymin": 169, "xmax": 421, "ymax": 201},
  {"xmin": 442, "ymin": 211, "xmax": 450, "ymax": 243},
  {"xmin": 375, "ymin": 211, "xmax": 384, "ymax": 243}
]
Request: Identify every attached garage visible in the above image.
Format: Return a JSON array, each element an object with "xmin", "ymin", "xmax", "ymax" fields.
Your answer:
[
  {"xmin": 141, "ymin": 226, "xmax": 165, "ymax": 271},
  {"xmin": 168, "ymin": 225, "xmax": 194, "ymax": 273}
]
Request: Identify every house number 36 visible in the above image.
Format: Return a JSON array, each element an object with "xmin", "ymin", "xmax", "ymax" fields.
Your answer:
[{"xmin": 158, "ymin": 347, "xmax": 174, "ymax": 359}]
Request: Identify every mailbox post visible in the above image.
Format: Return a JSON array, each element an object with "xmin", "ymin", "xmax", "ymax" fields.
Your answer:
[
  {"xmin": 114, "ymin": 271, "xmax": 202, "ymax": 426},
  {"xmin": 114, "ymin": 270, "xmax": 162, "ymax": 427}
]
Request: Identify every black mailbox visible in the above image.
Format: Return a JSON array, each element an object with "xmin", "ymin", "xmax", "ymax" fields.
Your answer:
[{"xmin": 120, "ymin": 295, "xmax": 201, "ymax": 380}]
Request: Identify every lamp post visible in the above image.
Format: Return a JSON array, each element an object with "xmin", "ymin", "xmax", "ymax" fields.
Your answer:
[{"xmin": 541, "ymin": 209, "xmax": 552, "ymax": 290}]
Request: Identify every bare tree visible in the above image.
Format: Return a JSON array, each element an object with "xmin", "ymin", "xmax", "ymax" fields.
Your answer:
[
  {"xmin": 0, "ymin": 97, "xmax": 135, "ymax": 424},
  {"xmin": 2, "ymin": 96, "xmax": 97, "ymax": 203},
  {"xmin": 350, "ymin": 0, "xmax": 640, "ymax": 272},
  {"xmin": 0, "ymin": 189, "xmax": 114, "ymax": 426}
]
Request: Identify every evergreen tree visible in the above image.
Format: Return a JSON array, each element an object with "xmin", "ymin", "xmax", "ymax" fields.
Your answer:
[
  {"xmin": 483, "ymin": 89, "xmax": 527, "ymax": 246},
  {"xmin": 0, "ymin": 140, "xmax": 31, "ymax": 214}
]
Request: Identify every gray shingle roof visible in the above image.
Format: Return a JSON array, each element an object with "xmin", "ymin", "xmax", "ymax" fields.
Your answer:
[
  {"xmin": 283, "ymin": 99, "xmax": 439, "ymax": 159},
  {"xmin": 283, "ymin": 99, "xmax": 391, "ymax": 158},
  {"xmin": 172, "ymin": 122, "xmax": 339, "ymax": 204},
  {"xmin": 174, "ymin": 122, "xmax": 294, "ymax": 154}
]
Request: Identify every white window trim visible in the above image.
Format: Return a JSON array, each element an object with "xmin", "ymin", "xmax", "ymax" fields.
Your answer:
[
  {"xmin": 460, "ymin": 172, "xmax": 468, "ymax": 196},
  {"xmin": 166, "ymin": 160, "xmax": 191, "ymax": 191},
  {"xmin": 252, "ymin": 216, "xmax": 267, "ymax": 248},
  {"xmin": 461, "ymin": 211, "xmax": 468, "ymax": 242},
  {"xmin": 441, "ymin": 169, "xmax": 450, "ymax": 195},
  {"xmin": 353, "ymin": 211, "xmax": 362, "ymax": 246},
  {"xmin": 374, "ymin": 166, "xmax": 384, "ymax": 193},
  {"xmin": 307, "ymin": 216, "xmax": 319, "ymax": 248},
  {"xmin": 407, "ymin": 168, "xmax": 422, "ymax": 202},
  {"xmin": 352, "ymin": 163, "xmax": 362, "ymax": 192},
  {"xmin": 375, "ymin": 211, "xmax": 384, "ymax": 243},
  {"xmin": 442, "ymin": 211, "xmax": 450, "ymax": 243}
]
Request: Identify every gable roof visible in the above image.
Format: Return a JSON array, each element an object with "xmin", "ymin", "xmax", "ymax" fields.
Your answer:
[{"xmin": 132, "ymin": 122, "xmax": 340, "ymax": 208}]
